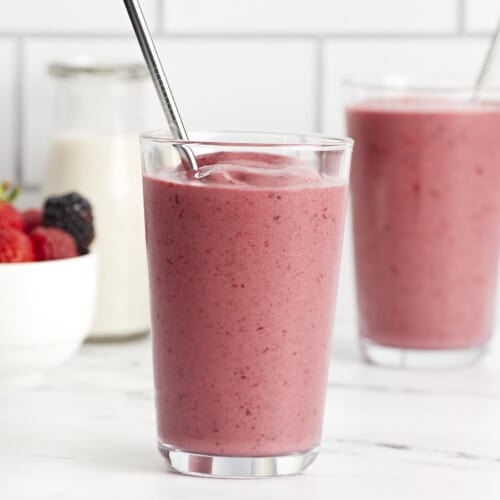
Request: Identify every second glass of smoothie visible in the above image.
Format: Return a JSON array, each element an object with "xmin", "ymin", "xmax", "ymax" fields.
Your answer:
[
  {"xmin": 346, "ymin": 82, "xmax": 500, "ymax": 368},
  {"xmin": 141, "ymin": 131, "xmax": 352, "ymax": 477}
]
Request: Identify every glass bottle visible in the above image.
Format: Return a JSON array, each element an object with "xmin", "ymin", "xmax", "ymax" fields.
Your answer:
[{"xmin": 43, "ymin": 62, "xmax": 150, "ymax": 341}]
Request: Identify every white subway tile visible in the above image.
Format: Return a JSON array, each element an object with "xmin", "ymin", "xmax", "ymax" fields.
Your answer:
[
  {"xmin": 0, "ymin": 0, "xmax": 157, "ymax": 33},
  {"xmin": 163, "ymin": 0, "xmax": 457, "ymax": 34},
  {"xmin": 465, "ymin": 0, "xmax": 500, "ymax": 32},
  {"xmin": 323, "ymin": 38, "xmax": 490, "ymax": 134},
  {"xmin": 0, "ymin": 40, "xmax": 17, "ymax": 184},
  {"xmin": 23, "ymin": 38, "xmax": 316, "ymax": 184},
  {"xmin": 154, "ymin": 39, "xmax": 316, "ymax": 131}
]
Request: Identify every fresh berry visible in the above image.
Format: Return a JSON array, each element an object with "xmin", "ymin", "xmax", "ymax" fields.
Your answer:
[
  {"xmin": 0, "ymin": 228, "xmax": 35, "ymax": 263},
  {"xmin": 22, "ymin": 209, "xmax": 43, "ymax": 233},
  {"xmin": 30, "ymin": 227, "xmax": 78, "ymax": 261},
  {"xmin": 0, "ymin": 182, "xmax": 23, "ymax": 230},
  {"xmin": 0, "ymin": 204, "xmax": 23, "ymax": 230},
  {"xmin": 42, "ymin": 192, "xmax": 94, "ymax": 254}
]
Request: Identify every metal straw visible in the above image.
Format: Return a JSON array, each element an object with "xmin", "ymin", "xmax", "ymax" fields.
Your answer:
[
  {"xmin": 474, "ymin": 18, "xmax": 500, "ymax": 101},
  {"xmin": 123, "ymin": 0, "xmax": 198, "ymax": 171}
]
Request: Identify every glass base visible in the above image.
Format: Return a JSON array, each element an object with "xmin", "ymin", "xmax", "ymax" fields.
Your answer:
[
  {"xmin": 361, "ymin": 338, "xmax": 487, "ymax": 369},
  {"xmin": 159, "ymin": 442, "xmax": 319, "ymax": 478}
]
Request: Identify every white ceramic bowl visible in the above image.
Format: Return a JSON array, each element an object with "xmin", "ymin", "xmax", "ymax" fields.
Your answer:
[{"xmin": 0, "ymin": 253, "xmax": 97, "ymax": 386}]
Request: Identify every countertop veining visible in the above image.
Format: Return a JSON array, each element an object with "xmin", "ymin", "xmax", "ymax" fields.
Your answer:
[{"xmin": 1, "ymin": 333, "xmax": 499, "ymax": 499}]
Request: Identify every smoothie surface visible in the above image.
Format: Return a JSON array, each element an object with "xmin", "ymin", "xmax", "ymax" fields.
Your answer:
[{"xmin": 152, "ymin": 151, "xmax": 341, "ymax": 189}]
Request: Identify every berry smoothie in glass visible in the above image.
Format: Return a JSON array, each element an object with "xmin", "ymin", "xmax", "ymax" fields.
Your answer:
[
  {"xmin": 140, "ymin": 131, "xmax": 352, "ymax": 477},
  {"xmin": 346, "ymin": 82, "xmax": 500, "ymax": 368}
]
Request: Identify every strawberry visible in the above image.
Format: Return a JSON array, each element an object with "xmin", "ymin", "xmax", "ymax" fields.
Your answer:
[
  {"xmin": 0, "ymin": 182, "xmax": 23, "ymax": 230},
  {"xmin": 0, "ymin": 228, "xmax": 35, "ymax": 263},
  {"xmin": 30, "ymin": 227, "xmax": 78, "ymax": 261},
  {"xmin": 22, "ymin": 209, "xmax": 43, "ymax": 233}
]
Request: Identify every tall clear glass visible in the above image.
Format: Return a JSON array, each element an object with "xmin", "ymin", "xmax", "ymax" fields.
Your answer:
[
  {"xmin": 140, "ymin": 131, "xmax": 353, "ymax": 477},
  {"xmin": 345, "ymin": 81, "xmax": 500, "ymax": 368}
]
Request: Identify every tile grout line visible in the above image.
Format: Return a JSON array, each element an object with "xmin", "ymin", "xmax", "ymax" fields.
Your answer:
[
  {"xmin": 18, "ymin": 183, "xmax": 39, "ymax": 191},
  {"xmin": 314, "ymin": 38, "xmax": 324, "ymax": 134},
  {"xmin": 14, "ymin": 36, "xmax": 24, "ymax": 185},
  {"xmin": 458, "ymin": 0, "xmax": 466, "ymax": 35},
  {"xmin": 0, "ymin": 32, "xmax": 491, "ymax": 40}
]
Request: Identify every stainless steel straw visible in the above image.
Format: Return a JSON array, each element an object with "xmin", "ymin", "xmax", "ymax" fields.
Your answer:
[
  {"xmin": 474, "ymin": 18, "xmax": 500, "ymax": 101},
  {"xmin": 123, "ymin": 0, "xmax": 198, "ymax": 171}
]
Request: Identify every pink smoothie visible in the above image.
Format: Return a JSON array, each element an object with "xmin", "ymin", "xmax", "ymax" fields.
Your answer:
[
  {"xmin": 143, "ymin": 152, "xmax": 348, "ymax": 456},
  {"xmin": 347, "ymin": 99, "xmax": 500, "ymax": 350}
]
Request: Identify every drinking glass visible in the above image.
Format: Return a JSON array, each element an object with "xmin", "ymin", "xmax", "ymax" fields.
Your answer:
[
  {"xmin": 141, "ymin": 131, "xmax": 352, "ymax": 477},
  {"xmin": 346, "ymin": 81, "xmax": 500, "ymax": 368}
]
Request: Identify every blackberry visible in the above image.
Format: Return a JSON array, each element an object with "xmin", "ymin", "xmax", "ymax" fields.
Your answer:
[{"xmin": 43, "ymin": 192, "xmax": 95, "ymax": 254}]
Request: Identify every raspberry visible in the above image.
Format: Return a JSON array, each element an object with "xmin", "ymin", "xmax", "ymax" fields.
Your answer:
[
  {"xmin": 43, "ymin": 193, "xmax": 94, "ymax": 254},
  {"xmin": 0, "ymin": 228, "xmax": 35, "ymax": 263},
  {"xmin": 30, "ymin": 227, "xmax": 78, "ymax": 261},
  {"xmin": 0, "ymin": 182, "xmax": 23, "ymax": 230},
  {"xmin": 22, "ymin": 209, "xmax": 43, "ymax": 233},
  {"xmin": 0, "ymin": 204, "xmax": 23, "ymax": 230}
]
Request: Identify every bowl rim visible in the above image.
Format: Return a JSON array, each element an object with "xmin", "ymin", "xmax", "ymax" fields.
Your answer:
[{"xmin": 0, "ymin": 252, "xmax": 96, "ymax": 270}]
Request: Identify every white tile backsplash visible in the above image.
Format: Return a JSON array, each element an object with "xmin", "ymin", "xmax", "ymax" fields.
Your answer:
[
  {"xmin": 0, "ymin": 40, "xmax": 17, "ymax": 183},
  {"xmin": 154, "ymin": 39, "xmax": 317, "ymax": 131},
  {"xmin": 23, "ymin": 38, "xmax": 316, "ymax": 184},
  {"xmin": 0, "ymin": 0, "xmax": 157, "ymax": 33},
  {"xmin": 322, "ymin": 38, "xmax": 489, "ymax": 134},
  {"xmin": 2, "ymin": 0, "xmax": 499, "ymax": 331},
  {"xmin": 465, "ymin": 0, "xmax": 500, "ymax": 32},
  {"xmin": 9, "ymin": 0, "xmax": 499, "ymax": 185},
  {"xmin": 163, "ymin": 0, "xmax": 458, "ymax": 34}
]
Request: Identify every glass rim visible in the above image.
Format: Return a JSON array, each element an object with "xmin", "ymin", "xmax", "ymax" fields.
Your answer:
[
  {"xmin": 48, "ymin": 61, "xmax": 148, "ymax": 80},
  {"xmin": 140, "ymin": 130, "xmax": 354, "ymax": 151},
  {"xmin": 342, "ymin": 77, "xmax": 500, "ymax": 94}
]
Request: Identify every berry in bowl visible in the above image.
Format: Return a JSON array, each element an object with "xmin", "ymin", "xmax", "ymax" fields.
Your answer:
[{"xmin": 0, "ymin": 185, "xmax": 97, "ymax": 386}]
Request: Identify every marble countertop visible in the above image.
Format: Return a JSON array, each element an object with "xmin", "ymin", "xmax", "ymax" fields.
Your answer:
[{"xmin": 1, "ymin": 332, "xmax": 500, "ymax": 500}]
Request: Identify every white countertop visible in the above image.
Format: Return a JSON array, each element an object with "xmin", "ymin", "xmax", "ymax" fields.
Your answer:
[{"xmin": 1, "ymin": 331, "xmax": 500, "ymax": 500}]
